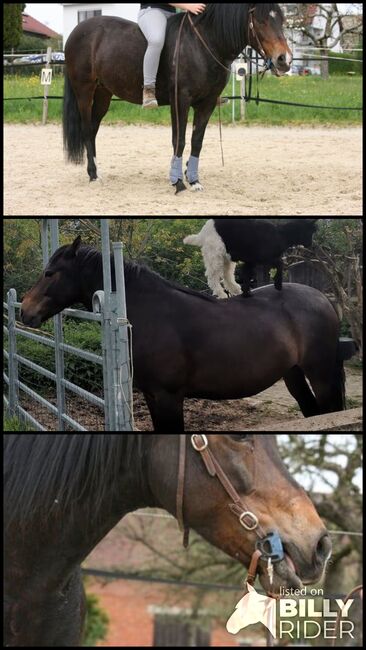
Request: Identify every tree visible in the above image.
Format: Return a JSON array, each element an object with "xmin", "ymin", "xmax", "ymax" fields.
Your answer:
[
  {"xmin": 305, "ymin": 220, "xmax": 362, "ymax": 356},
  {"xmin": 3, "ymin": 4, "xmax": 25, "ymax": 50},
  {"xmin": 287, "ymin": 4, "xmax": 363, "ymax": 78}
]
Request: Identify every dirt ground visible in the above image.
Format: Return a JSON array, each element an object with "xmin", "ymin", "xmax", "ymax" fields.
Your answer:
[
  {"xmin": 18, "ymin": 365, "xmax": 361, "ymax": 432},
  {"xmin": 134, "ymin": 365, "xmax": 362, "ymax": 431},
  {"xmin": 4, "ymin": 123, "xmax": 362, "ymax": 216}
]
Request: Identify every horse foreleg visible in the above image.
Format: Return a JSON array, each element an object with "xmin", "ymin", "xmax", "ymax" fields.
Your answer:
[
  {"xmin": 186, "ymin": 99, "xmax": 217, "ymax": 191},
  {"xmin": 170, "ymin": 101, "xmax": 190, "ymax": 194},
  {"xmin": 146, "ymin": 391, "xmax": 185, "ymax": 432}
]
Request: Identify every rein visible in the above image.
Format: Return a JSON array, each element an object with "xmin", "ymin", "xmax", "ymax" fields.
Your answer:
[{"xmin": 172, "ymin": 8, "xmax": 273, "ymax": 170}]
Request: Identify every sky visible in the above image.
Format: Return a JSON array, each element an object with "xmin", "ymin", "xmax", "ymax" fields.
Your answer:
[
  {"xmin": 279, "ymin": 434, "xmax": 362, "ymax": 493},
  {"xmin": 25, "ymin": 3, "xmax": 361, "ymax": 35}
]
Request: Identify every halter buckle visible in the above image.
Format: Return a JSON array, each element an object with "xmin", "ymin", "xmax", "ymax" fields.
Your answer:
[
  {"xmin": 240, "ymin": 511, "xmax": 259, "ymax": 531},
  {"xmin": 191, "ymin": 434, "xmax": 208, "ymax": 452}
]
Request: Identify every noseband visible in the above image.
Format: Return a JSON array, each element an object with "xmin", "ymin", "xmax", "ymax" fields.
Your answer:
[{"xmin": 177, "ymin": 435, "xmax": 284, "ymax": 586}]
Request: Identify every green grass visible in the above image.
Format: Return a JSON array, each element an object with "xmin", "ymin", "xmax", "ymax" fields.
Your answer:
[{"xmin": 4, "ymin": 73, "xmax": 362, "ymax": 125}]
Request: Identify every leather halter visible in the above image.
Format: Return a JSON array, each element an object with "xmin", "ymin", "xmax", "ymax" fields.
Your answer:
[{"xmin": 176, "ymin": 435, "xmax": 284, "ymax": 584}]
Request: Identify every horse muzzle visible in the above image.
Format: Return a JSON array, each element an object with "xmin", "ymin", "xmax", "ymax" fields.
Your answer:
[{"xmin": 271, "ymin": 51, "xmax": 292, "ymax": 76}]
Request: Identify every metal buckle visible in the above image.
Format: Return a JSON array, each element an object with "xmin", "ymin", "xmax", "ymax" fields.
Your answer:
[
  {"xmin": 240, "ymin": 511, "xmax": 259, "ymax": 531},
  {"xmin": 191, "ymin": 434, "xmax": 209, "ymax": 452}
]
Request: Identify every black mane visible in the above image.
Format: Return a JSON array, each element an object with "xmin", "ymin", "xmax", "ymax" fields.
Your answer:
[
  {"xmin": 4, "ymin": 434, "xmax": 144, "ymax": 532},
  {"xmin": 123, "ymin": 259, "xmax": 216, "ymax": 302},
  {"xmin": 50, "ymin": 243, "xmax": 216, "ymax": 303},
  {"xmin": 48, "ymin": 243, "xmax": 104, "ymax": 274},
  {"xmin": 182, "ymin": 3, "xmax": 284, "ymax": 57}
]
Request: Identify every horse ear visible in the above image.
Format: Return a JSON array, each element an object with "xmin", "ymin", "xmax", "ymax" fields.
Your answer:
[{"xmin": 72, "ymin": 235, "xmax": 82, "ymax": 255}]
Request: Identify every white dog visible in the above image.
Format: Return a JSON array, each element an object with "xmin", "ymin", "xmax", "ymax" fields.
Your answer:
[
  {"xmin": 184, "ymin": 218, "xmax": 318, "ymax": 299},
  {"xmin": 183, "ymin": 219, "xmax": 242, "ymax": 299}
]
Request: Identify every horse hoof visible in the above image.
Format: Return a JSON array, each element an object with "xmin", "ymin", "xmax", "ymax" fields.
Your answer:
[
  {"xmin": 174, "ymin": 179, "xmax": 187, "ymax": 194},
  {"xmin": 90, "ymin": 176, "xmax": 102, "ymax": 183},
  {"xmin": 189, "ymin": 182, "xmax": 204, "ymax": 192}
]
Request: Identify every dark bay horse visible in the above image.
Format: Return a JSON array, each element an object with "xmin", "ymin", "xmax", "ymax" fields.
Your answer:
[
  {"xmin": 5, "ymin": 434, "xmax": 331, "ymax": 645},
  {"xmin": 20, "ymin": 237, "xmax": 347, "ymax": 432},
  {"xmin": 63, "ymin": 4, "xmax": 292, "ymax": 191}
]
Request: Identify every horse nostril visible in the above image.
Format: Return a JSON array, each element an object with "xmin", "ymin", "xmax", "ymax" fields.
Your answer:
[
  {"xmin": 315, "ymin": 533, "xmax": 332, "ymax": 563},
  {"xmin": 277, "ymin": 54, "xmax": 286, "ymax": 66}
]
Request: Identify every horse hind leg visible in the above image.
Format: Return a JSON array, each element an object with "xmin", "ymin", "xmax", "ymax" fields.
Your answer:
[
  {"xmin": 90, "ymin": 86, "xmax": 112, "ymax": 180},
  {"xmin": 75, "ymin": 81, "xmax": 100, "ymax": 181},
  {"xmin": 284, "ymin": 366, "xmax": 320, "ymax": 417},
  {"xmin": 306, "ymin": 358, "xmax": 346, "ymax": 414}
]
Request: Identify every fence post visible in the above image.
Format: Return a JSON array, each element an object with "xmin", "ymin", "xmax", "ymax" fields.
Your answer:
[
  {"xmin": 100, "ymin": 219, "xmax": 117, "ymax": 430},
  {"xmin": 41, "ymin": 46, "xmax": 52, "ymax": 125},
  {"xmin": 113, "ymin": 242, "xmax": 133, "ymax": 431},
  {"xmin": 7, "ymin": 288, "xmax": 19, "ymax": 417},
  {"xmin": 48, "ymin": 219, "xmax": 66, "ymax": 430},
  {"xmin": 92, "ymin": 290, "xmax": 111, "ymax": 432}
]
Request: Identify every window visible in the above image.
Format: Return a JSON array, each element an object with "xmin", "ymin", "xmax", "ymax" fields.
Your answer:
[
  {"xmin": 78, "ymin": 10, "xmax": 102, "ymax": 24},
  {"xmin": 154, "ymin": 615, "xmax": 211, "ymax": 647}
]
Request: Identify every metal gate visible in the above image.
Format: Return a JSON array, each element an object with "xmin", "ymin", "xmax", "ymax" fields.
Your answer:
[{"xmin": 4, "ymin": 219, "xmax": 133, "ymax": 431}]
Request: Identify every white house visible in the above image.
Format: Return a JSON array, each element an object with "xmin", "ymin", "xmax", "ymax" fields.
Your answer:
[
  {"xmin": 286, "ymin": 3, "xmax": 342, "ymax": 75},
  {"xmin": 61, "ymin": 3, "xmax": 140, "ymax": 46}
]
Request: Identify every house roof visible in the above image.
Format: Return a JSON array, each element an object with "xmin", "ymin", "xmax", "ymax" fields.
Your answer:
[{"xmin": 22, "ymin": 13, "xmax": 59, "ymax": 38}]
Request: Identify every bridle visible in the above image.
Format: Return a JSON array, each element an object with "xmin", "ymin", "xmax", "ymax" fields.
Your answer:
[
  {"xmin": 177, "ymin": 435, "xmax": 285, "ymax": 587},
  {"xmin": 185, "ymin": 6, "xmax": 274, "ymax": 76},
  {"xmin": 248, "ymin": 6, "xmax": 273, "ymax": 69}
]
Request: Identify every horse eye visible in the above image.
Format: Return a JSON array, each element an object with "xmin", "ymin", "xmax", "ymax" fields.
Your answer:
[
  {"xmin": 45, "ymin": 270, "xmax": 54, "ymax": 278},
  {"xmin": 231, "ymin": 434, "xmax": 250, "ymax": 442}
]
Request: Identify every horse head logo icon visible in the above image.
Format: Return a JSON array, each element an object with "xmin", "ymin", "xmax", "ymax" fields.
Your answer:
[{"xmin": 226, "ymin": 584, "xmax": 277, "ymax": 638}]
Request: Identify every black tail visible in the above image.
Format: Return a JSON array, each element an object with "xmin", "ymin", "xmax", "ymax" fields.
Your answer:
[
  {"xmin": 63, "ymin": 72, "xmax": 84, "ymax": 164},
  {"xmin": 338, "ymin": 337, "xmax": 358, "ymax": 361},
  {"xmin": 332, "ymin": 355, "xmax": 346, "ymax": 411}
]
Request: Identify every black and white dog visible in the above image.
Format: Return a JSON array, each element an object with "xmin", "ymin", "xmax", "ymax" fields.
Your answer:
[{"xmin": 184, "ymin": 218, "xmax": 318, "ymax": 298}]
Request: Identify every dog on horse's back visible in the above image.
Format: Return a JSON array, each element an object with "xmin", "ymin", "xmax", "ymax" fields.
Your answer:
[{"xmin": 184, "ymin": 219, "xmax": 318, "ymax": 298}]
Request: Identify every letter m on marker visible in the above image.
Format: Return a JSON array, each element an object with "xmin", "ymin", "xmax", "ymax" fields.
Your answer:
[{"xmin": 41, "ymin": 68, "xmax": 52, "ymax": 85}]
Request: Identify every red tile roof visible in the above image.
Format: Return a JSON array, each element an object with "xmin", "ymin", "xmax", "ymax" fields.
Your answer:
[{"xmin": 22, "ymin": 13, "xmax": 59, "ymax": 38}]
